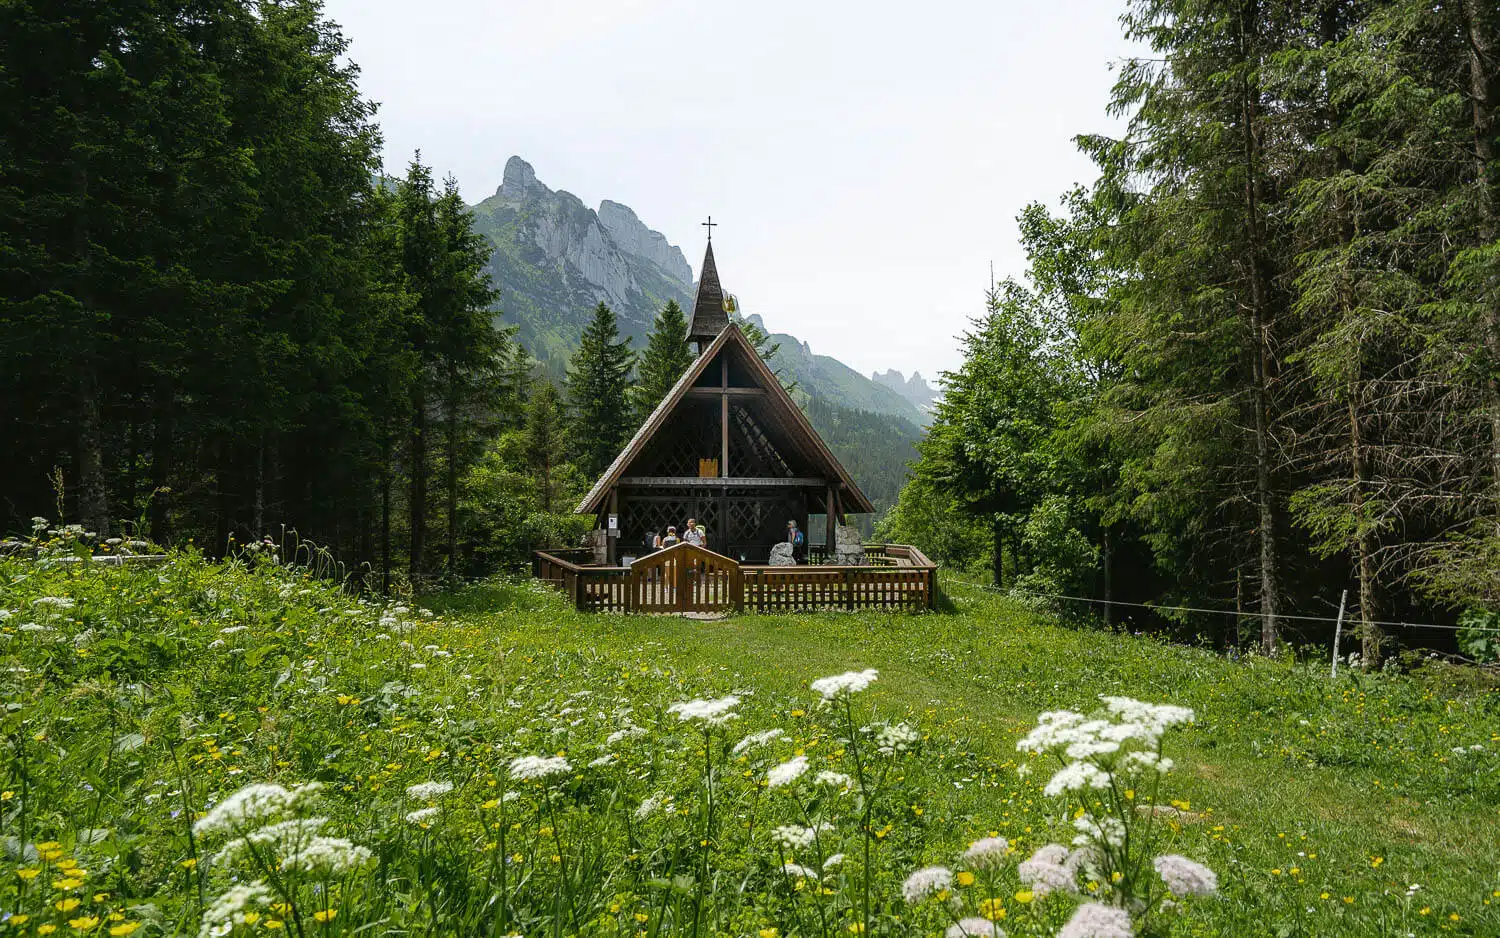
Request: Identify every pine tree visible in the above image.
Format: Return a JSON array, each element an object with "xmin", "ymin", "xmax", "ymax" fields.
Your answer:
[
  {"xmin": 567, "ymin": 302, "xmax": 635, "ymax": 479},
  {"xmin": 526, "ymin": 382, "xmax": 569, "ymax": 514},
  {"xmin": 632, "ymin": 300, "xmax": 694, "ymax": 420}
]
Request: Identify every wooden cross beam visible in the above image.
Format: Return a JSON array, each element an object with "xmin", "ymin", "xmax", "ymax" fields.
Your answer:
[{"xmin": 702, "ymin": 215, "xmax": 716, "ymax": 241}]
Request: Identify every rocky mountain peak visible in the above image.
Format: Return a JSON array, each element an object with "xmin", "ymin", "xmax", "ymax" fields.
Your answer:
[
  {"xmin": 599, "ymin": 199, "xmax": 692, "ymax": 284},
  {"xmin": 871, "ymin": 369, "xmax": 938, "ymax": 411},
  {"xmin": 497, "ymin": 155, "xmax": 546, "ymax": 199}
]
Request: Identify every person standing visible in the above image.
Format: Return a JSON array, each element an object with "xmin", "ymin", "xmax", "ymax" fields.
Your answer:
[
  {"xmin": 786, "ymin": 520, "xmax": 805, "ymax": 563},
  {"xmin": 683, "ymin": 518, "xmax": 705, "ymax": 548}
]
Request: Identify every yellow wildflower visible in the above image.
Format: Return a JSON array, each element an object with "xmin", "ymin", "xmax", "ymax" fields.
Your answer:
[
  {"xmin": 109, "ymin": 925, "xmax": 142, "ymax": 937},
  {"xmin": 313, "ymin": 910, "xmax": 336, "ymax": 923}
]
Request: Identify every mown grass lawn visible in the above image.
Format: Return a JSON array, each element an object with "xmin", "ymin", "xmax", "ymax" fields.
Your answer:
[{"xmin": 2, "ymin": 548, "xmax": 1496, "ymax": 938}]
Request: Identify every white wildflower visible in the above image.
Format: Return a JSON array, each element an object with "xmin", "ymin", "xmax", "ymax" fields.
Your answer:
[
  {"xmin": 219, "ymin": 625, "xmax": 248, "ymax": 635},
  {"xmin": 814, "ymin": 770, "xmax": 853, "ymax": 789},
  {"xmin": 1044, "ymin": 761, "xmax": 1111, "ymax": 797},
  {"xmin": 902, "ymin": 865, "xmax": 954, "ymax": 903},
  {"xmin": 405, "ymin": 806, "xmax": 441, "ymax": 825},
  {"xmin": 1099, "ymin": 697, "xmax": 1194, "ymax": 732},
  {"xmin": 588, "ymin": 754, "xmax": 616, "ymax": 768},
  {"xmin": 634, "ymin": 793, "xmax": 673, "ymax": 819},
  {"xmin": 1016, "ymin": 709, "xmax": 1087, "ymax": 753},
  {"xmin": 405, "ymin": 780, "xmax": 454, "ymax": 801},
  {"xmin": 32, "ymin": 597, "xmax": 75, "ymax": 609},
  {"xmin": 731, "ymin": 728, "xmax": 784, "ymax": 755},
  {"xmin": 809, "ymin": 668, "xmax": 879, "ymax": 700},
  {"xmin": 1153, "ymin": 854, "xmax": 1218, "ymax": 897},
  {"xmin": 823, "ymin": 853, "xmax": 846, "ymax": 869},
  {"xmin": 872, "ymin": 721, "xmax": 920, "ymax": 755},
  {"xmin": 666, "ymin": 695, "xmax": 741, "ymax": 727},
  {"xmin": 1018, "ymin": 844, "xmax": 1077, "ymax": 896},
  {"xmin": 772, "ymin": 824, "xmax": 819, "ymax": 850},
  {"xmin": 1120, "ymin": 750, "xmax": 1174, "ymax": 775},
  {"xmin": 194, "ymin": 782, "xmax": 323, "ymax": 836},
  {"xmin": 606, "ymin": 725, "xmax": 648, "ymax": 745},
  {"xmin": 509, "ymin": 755, "xmax": 572, "ymax": 781},
  {"xmin": 767, "ymin": 755, "xmax": 809, "ymax": 788},
  {"xmin": 214, "ymin": 818, "xmax": 328, "ymax": 867},
  {"xmin": 1058, "ymin": 902, "xmax": 1133, "ymax": 938},
  {"xmin": 198, "ymin": 881, "xmax": 272, "ymax": 938},
  {"xmin": 782, "ymin": 862, "xmax": 819, "ymax": 879},
  {"xmin": 961, "ymin": 836, "xmax": 1009, "ymax": 869},
  {"xmin": 1073, "ymin": 814, "xmax": 1126, "ymax": 849},
  {"xmin": 946, "ymin": 918, "xmax": 1000, "ymax": 938},
  {"xmin": 281, "ymin": 836, "xmax": 373, "ymax": 874}
]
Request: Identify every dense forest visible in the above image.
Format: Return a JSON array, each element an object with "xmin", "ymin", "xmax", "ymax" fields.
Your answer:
[
  {"xmin": 883, "ymin": 0, "xmax": 1500, "ymax": 661},
  {"xmin": 0, "ymin": 0, "xmax": 913, "ymax": 582}
]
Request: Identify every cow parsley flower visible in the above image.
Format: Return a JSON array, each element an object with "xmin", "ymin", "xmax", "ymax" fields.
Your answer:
[
  {"xmin": 32, "ymin": 597, "xmax": 75, "ymax": 610},
  {"xmin": 194, "ymin": 783, "xmax": 323, "ymax": 836},
  {"xmin": 606, "ymin": 725, "xmax": 648, "ymax": 745},
  {"xmin": 902, "ymin": 865, "xmax": 954, "ymax": 903},
  {"xmin": 1057, "ymin": 902, "xmax": 1133, "ymax": 938},
  {"xmin": 666, "ymin": 695, "xmax": 741, "ymax": 726},
  {"xmin": 509, "ymin": 755, "xmax": 572, "ymax": 781},
  {"xmin": 961, "ymin": 836, "xmax": 1009, "ymax": 869},
  {"xmin": 1044, "ymin": 761, "xmax": 1111, "ymax": 797},
  {"xmin": 772, "ymin": 824, "xmax": 819, "ymax": 850},
  {"xmin": 823, "ymin": 853, "xmax": 846, "ymax": 869},
  {"xmin": 1153, "ymin": 854, "xmax": 1218, "ymax": 896},
  {"xmin": 281, "ymin": 837, "xmax": 373, "ymax": 874},
  {"xmin": 782, "ymin": 862, "xmax": 819, "ymax": 879},
  {"xmin": 214, "ymin": 818, "xmax": 327, "ymax": 867},
  {"xmin": 809, "ymin": 668, "xmax": 879, "ymax": 700},
  {"xmin": 1018, "ymin": 844, "xmax": 1077, "ymax": 896},
  {"xmin": 814, "ymin": 770, "xmax": 853, "ymax": 789},
  {"xmin": 767, "ymin": 755, "xmax": 809, "ymax": 788},
  {"xmin": 634, "ymin": 793, "xmax": 674, "ymax": 819},
  {"xmin": 872, "ymin": 722, "xmax": 920, "ymax": 755},
  {"xmin": 1073, "ymin": 814, "xmax": 1126, "ymax": 849},
  {"xmin": 1099, "ymin": 696, "xmax": 1194, "ymax": 732},
  {"xmin": 946, "ymin": 917, "xmax": 1000, "ymax": 938},
  {"xmin": 732, "ymin": 729, "xmax": 784, "ymax": 755},
  {"xmin": 405, "ymin": 780, "xmax": 453, "ymax": 802},
  {"xmin": 405, "ymin": 806, "xmax": 440, "ymax": 826},
  {"xmin": 1016, "ymin": 710, "xmax": 1087, "ymax": 753},
  {"xmin": 198, "ymin": 881, "xmax": 272, "ymax": 938}
]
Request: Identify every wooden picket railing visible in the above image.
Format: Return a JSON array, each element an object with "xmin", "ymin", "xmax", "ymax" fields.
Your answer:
[{"xmin": 533, "ymin": 542, "xmax": 937, "ymax": 614}]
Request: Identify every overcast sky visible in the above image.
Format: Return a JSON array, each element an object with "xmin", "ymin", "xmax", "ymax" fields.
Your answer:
[{"xmin": 321, "ymin": 0, "xmax": 1142, "ymax": 381}]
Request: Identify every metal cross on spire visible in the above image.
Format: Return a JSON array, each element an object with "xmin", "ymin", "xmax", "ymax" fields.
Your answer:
[{"xmin": 702, "ymin": 215, "xmax": 717, "ymax": 241}]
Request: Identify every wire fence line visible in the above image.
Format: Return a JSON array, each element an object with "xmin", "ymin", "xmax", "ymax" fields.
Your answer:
[{"xmin": 944, "ymin": 576, "xmax": 1500, "ymax": 634}]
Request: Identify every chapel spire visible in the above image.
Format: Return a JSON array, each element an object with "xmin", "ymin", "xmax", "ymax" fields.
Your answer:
[{"xmin": 687, "ymin": 224, "xmax": 729, "ymax": 346}]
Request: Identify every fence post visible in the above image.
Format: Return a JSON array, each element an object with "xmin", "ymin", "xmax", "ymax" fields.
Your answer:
[{"xmin": 1330, "ymin": 588, "xmax": 1348, "ymax": 678}]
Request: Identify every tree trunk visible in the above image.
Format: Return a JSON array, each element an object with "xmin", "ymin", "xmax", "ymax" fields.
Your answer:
[
  {"xmin": 1238, "ymin": 3, "xmax": 1282, "ymax": 654},
  {"xmin": 446, "ymin": 362, "xmax": 459, "ymax": 579},
  {"xmin": 409, "ymin": 381, "xmax": 428, "ymax": 586},
  {"xmin": 1462, "ymin": 0, "xmax": 1500, "ymax": 520},
  {"xmin": 149, "ymin": 379, "xmax": 173, "ymax": 542},
  {"xmin": 1101, "ymin": 525, "xmax": 1114, "ymax": 628},
  {"xmin": 1350, "ymin": 388, "xmax": 1382, "ymax": 665},
  {"xmin": 380, "ymin": 422, "xmax": 392, "ymax": 594},
  {"xmin": 76, "ymin": 368, "xmax": 109, "ymax": 536},
  {"xmin": 991, "ymin": 517, "xmax": 1005, "ymax": 589}
]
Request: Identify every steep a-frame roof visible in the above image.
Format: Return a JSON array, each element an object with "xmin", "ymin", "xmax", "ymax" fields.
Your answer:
[
  {"xmin": 576, "ymin": 323, "xmax": 875, "ymax": 515},
  {"xmin": 687, "ymin": 241, "xmax": 728, "ymax": 343}
]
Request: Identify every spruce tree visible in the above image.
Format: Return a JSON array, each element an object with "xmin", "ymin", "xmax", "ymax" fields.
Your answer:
[
  {"xmin": 567, "ymin": 302, "xmax": 635, "ymax": 479},
  {"xmin": 632, "ymin": 300, "xmax": 694, "ymax": 420},
  {"xmin": 525, "ymin": 382, "xmax": 569, "ymax": 514}
]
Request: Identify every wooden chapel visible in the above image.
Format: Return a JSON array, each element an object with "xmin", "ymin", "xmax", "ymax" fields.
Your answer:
[{"xmin": 576, "ymin": 234, "xmax": 874, "ymax": 564}]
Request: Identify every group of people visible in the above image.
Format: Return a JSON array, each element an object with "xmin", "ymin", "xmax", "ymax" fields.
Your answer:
[
  {"xmin": 648, "ymin": 518, "xmax": 709, "ymax": 552},
  {"xmin": 642, "ymin": 518, "xmax": 807, "ymax": 562}
]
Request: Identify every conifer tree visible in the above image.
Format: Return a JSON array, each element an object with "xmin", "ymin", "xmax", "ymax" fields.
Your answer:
[
  {"xmin": 632, "ymin": 300, "xmax": 694, "ymax": 420},
  {"xmin": 526, "ymin": 382, "xmax": 569, "ymax": 514},
  {"xmin": 567, "ymin": 302, "xmax": 635, "ymax": 479}
]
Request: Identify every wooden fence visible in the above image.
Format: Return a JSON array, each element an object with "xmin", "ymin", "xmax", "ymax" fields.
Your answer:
[{"xmin": 533, "ymin": 542, "xmax": 937, "ymax": 614}]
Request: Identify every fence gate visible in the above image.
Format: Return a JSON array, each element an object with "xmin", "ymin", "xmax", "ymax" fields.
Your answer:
[{"xmin": 628, "ymin": 543, "xmax": 742, "ymax": 614}]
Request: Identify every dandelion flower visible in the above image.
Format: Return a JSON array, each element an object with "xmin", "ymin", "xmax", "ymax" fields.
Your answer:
[
  {"xmin": 1153, "ymin": 855, "xmax": 1217, "ymax": 897},
  {"xmin": 946, "ymin": 918, "xmax": 1001, "ymax": 938},
  {"xmin": 767, "ymin": 755, "xmax": 809, "ymax": 788},
  {"xmin": 508, "ymin": 755, "xmax": 572, "ymax": 781},
  {"xmin": 405, "ymin": 780, "xmax": 454, "ymax": 801},
  {"xmin": 666, "ymin": 696, "xmax": 741, "ymax": 727},
  {"xmin": 962, "ymin": 836, "xmax": 1010, "ymax": 869},
  {"xmin": 1057, "ymin": 902, "xmax": 1133, "ymax": 938},
  {"xmin": 902, "ymin": 866, "xmax": 953, "ymax": 903},
  {"xmin": 809, "ymin": 669, "xmax": 879, "ymax": 700}
]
